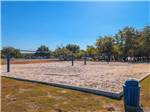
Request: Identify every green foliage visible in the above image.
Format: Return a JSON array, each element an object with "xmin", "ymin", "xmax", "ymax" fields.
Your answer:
[
  {"xmin": 112, "ymin": 44, "xmax": 123, "ymax": 60},
  {"xmin": 113, "ymin": 26, "xmax": 150, "ymax": 59},
  {"xmin": 54, "ymin": 46, "xmax": 72, "ymax": 60},
  {"xmin": 1, "ymin": 47, "xmax": 22, "ymax": 58},
  {"xmin": 115, "ymin": 27, "xmax": 138, "ymax": 57},
  {"xmin": 94, "ymin": 26, "xmax": 150, "ymax": 61},
  {"xmin": 139, "ymin": 26, "xmax": 150, "ymax": 57},
  {"xmin": 96, "ymin": 36, "xmax": 115, "ymax": 60},
  {"xmin": 76, "ymin": 50, "xmax": 85, "ymax": 59},
  {"xmin": 35, "ymin": 45, "xmax": 51, "ymax": 58},
  {"xmin": 66, "ymin": 44, "xmax": 80, "ymax": 54},
  {"xmin": 86, "ymin": 45, "xmax": 97, "ymax": 60},
  {"xmin": 54, "ymin": 44, "xmax": 80, "ymax": 60},
  {"xmin": 1, "ymin": 26, "xmax": 149, "ymax": 61},
  {"xmin": 86, "ymin": 45, "xmax": 97, "ymax": 55}
]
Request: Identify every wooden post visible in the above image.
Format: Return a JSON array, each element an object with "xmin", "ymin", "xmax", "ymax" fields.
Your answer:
[{"xmin": 6, "ymin": 49, "xmax": 10, "ymax": 72}]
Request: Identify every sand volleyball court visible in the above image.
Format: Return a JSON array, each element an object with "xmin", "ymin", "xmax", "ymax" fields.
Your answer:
[{"xmin": 1, "ymin": 61, "xmax": 150, "ymax": 94}]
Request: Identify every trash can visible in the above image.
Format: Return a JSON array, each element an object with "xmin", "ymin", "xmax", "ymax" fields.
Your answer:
[{"xmin": 123, "ymin": 79, "xmax": 141, "ymax": 112}]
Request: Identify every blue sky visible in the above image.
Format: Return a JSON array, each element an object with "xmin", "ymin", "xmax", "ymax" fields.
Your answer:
[{"xmin": 1, "ymin": 1, "xmax": 150, "ymax": 50}]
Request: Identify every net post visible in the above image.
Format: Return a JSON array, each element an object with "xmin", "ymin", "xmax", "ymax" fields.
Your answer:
[
  {"xmin": 71, "ymin": 54, "xmax": 74, "ymax": 66},
  {"xmin": 84, "ymin": 54, "xmax": 86, "ymax": 65},
  {"xmin": 6, "ymin": 48, "xmax": 10, "ymax": 72}
]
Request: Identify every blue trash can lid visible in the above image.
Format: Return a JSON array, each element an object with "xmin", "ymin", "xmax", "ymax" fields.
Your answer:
[{"xmin": 125, "ymin": 79, "xmax": 139, "ymax": 86}]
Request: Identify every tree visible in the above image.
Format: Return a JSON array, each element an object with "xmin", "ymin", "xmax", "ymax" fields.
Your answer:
[
  {"xmin": 86, "ymin": 45, "xmax": 97, "ymax": 60},
  {"xmin": 76, "ymin": 50, "xmax": 86, "ymax": 59},
  {"xmin": 54, "ymin": 46, "xmax": 71, "ymax": 60},
  {"xmin": 66, "ymin": 44, "xmax": 80, "ymax": 54},
  {"xmin": 112, "ymin": 44, "xmax": 123, "ymax": 61},
  {"xmin": 140, "ymin": 26, "xmax": 150, "ymax": 57},
  {"xmin": 96, "ymin": 36, "xmax": 115, "ymax": 61},
  {"xmin": 1, "ymin": 47, "xmax": 22, "ymax": 58},
  {"xmin": 35, "ymin": 45, "xmax": 51, "ymax": 58},
  {"xmin": 115, "ymin": 27, "xmax": 137, "ymax": 58}
]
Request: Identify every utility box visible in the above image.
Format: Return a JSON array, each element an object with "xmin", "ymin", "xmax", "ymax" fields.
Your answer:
[{"xmin": 123, "ymin": 79, "xmax": 141, "ymax": 112}]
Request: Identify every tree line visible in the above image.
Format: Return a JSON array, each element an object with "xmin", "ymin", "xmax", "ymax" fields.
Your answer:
[{"xmin": 1, "ymin": 26, "xmax": 150, "ymax": 62}]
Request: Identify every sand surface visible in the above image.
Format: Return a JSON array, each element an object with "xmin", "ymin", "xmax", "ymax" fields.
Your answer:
[{"xmin": 1, "ymin": 61, "xmax": 150, "ymax": 93}]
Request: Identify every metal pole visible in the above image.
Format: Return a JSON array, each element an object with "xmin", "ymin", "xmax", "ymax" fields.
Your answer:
[
  {"xmin": 72, "ymin": 55, "xmax": 74, "ymax": 66},
  {"xmin": 6, "ymin": 49, "xmax": 10, "ymax": 72},
  {"xmin": 84, "ymin": 54, "xmax": 86, "ymax": 65}
]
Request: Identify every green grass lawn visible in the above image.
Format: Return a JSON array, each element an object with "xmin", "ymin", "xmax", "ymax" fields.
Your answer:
[{"xmin": 1, "ymin": 75, "xmax": 150, "ymax": 112}]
